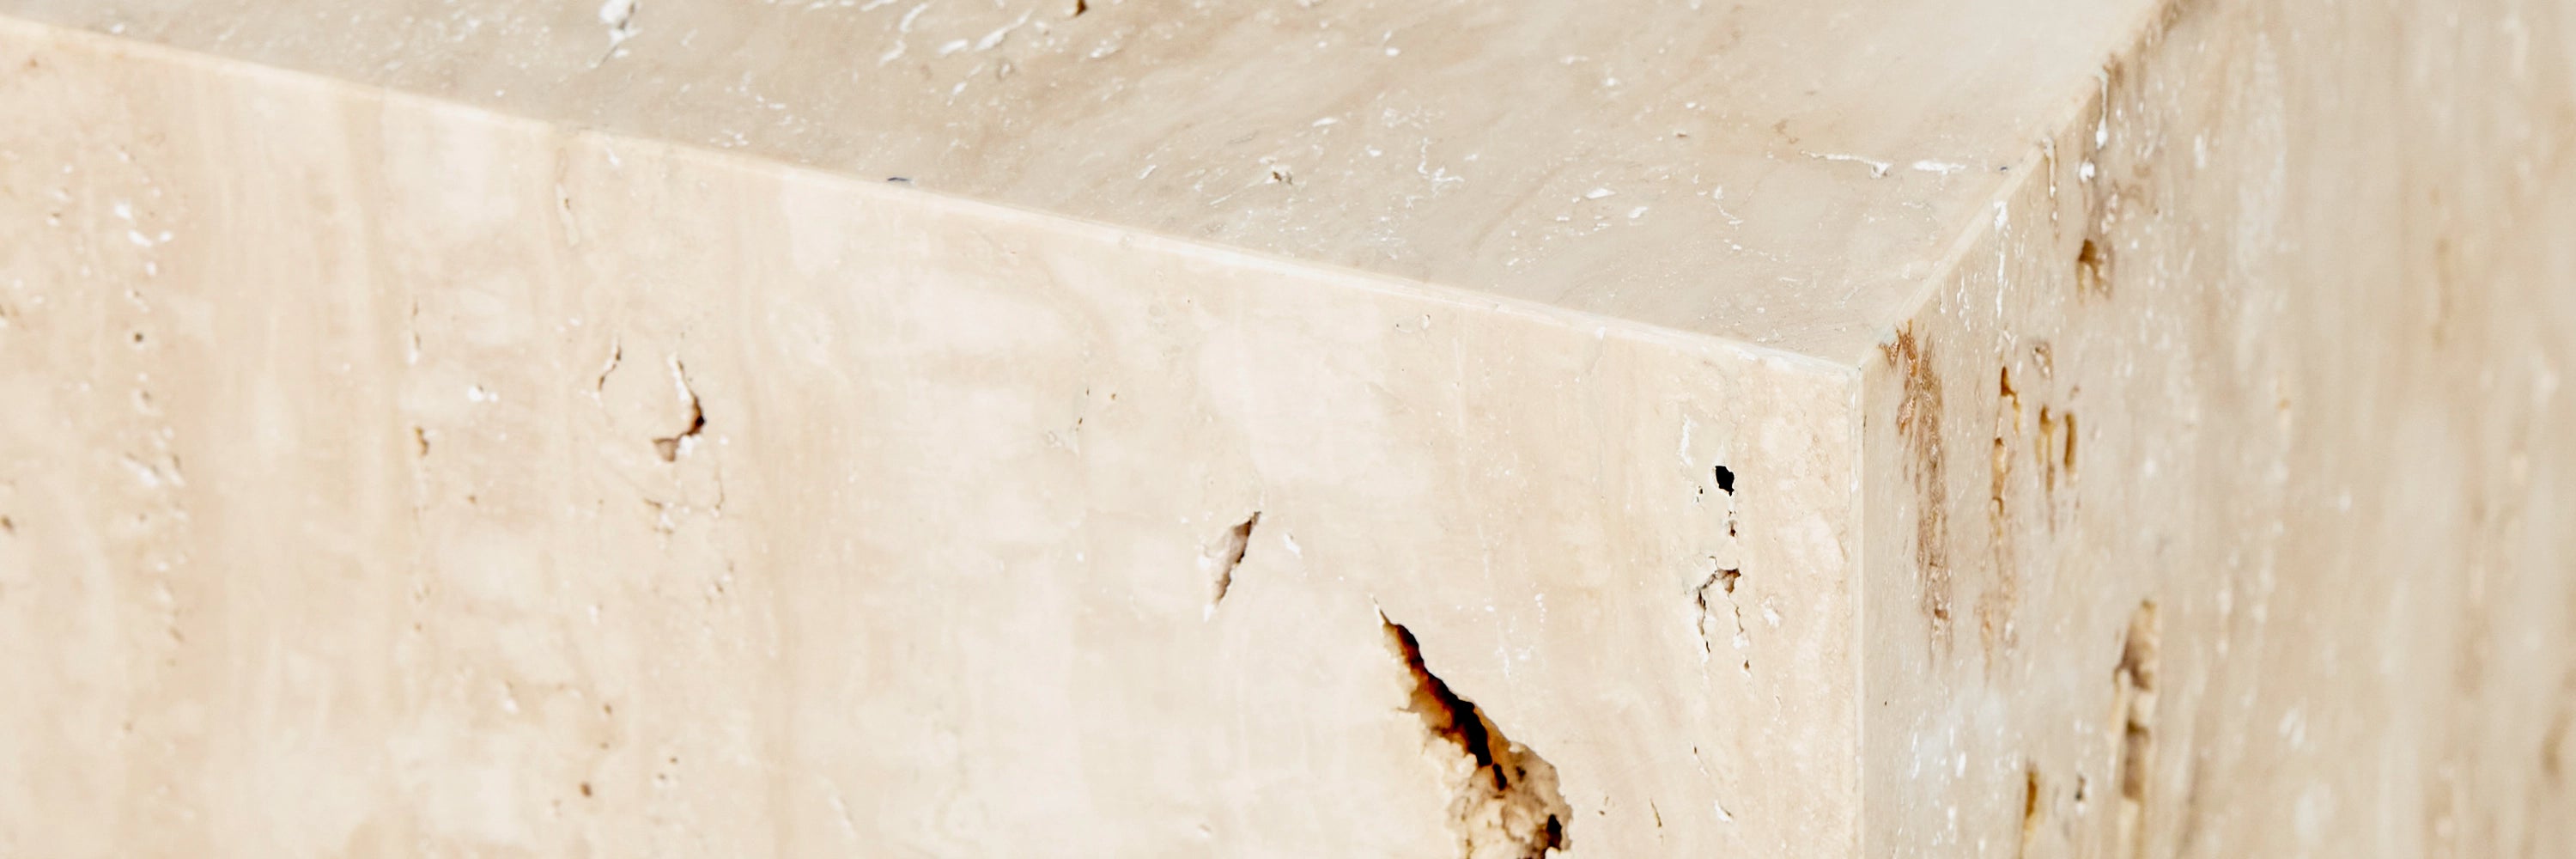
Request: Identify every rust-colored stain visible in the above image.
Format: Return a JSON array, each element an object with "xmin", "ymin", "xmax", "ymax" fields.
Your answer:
[
  {"xmin": 2038, "ymin": 405, "xmax": 2078, "ymax": 500},
  {"xmin": 2019, "ymin": 764, "xmax": 2046, "ymax": 854},
  {"xmin": 2075, "ymin": 238, "xmax": 2113, "ymax": 300},
  {"xmin": 1884, "ymin": 324, "xmax": 1951, "ymax": 643}
]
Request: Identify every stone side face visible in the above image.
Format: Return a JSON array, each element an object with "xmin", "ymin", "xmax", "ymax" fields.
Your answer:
[
  {"xmin": 1862, "ymin": 1, "xmax": 2576, "ymax": 856},
  {"xmin": 0, "ymin": 23, "xmax": 1861, "ymax": 858}
]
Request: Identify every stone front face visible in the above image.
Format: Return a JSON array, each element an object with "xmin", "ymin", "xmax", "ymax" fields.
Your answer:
[
  {"xmin": 0, "ymin": 22, "xmax": 1859, "ymax": 857},
  {"xmin": 1860, "ymin": 2, "xmax": 2576, "ymax": 857}
]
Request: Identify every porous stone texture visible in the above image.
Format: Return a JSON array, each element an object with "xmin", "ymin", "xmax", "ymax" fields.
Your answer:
[
  {"xmin": 1860, "ymin": 3, "xmax": 2576, "ymax": 856},
  {"xmin": 0, "ymin": 0, "xmax": 2568, "ymax": 856},
  {"xmin": 0, "ymin": 21, "xmax": 1856, "ymax": 857}
]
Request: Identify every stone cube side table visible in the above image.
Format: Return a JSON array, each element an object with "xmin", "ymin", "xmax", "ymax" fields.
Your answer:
[{"xmin": 0, "ymin": 1, "xmax": 2568, "ymax": 856}]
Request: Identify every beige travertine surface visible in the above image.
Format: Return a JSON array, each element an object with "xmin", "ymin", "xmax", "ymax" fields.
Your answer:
[
  {"xmin": 0, "ymin": 0, "xmax": 2569, "ymax": 856},
  {"xmin": 0, "ymin": 0, "xmax": 2162, "ymax": 356},
  {"xmin": 0, "ymin": 20, "xmax": 1860, "ymax": 857},
  {"xmin": 1858, "ymin": 2, "xmax": 2576, "ymax": 856}
]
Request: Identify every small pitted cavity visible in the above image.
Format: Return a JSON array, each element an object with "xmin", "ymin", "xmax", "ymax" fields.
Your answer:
[
  {"xmin": 1381, "ymin": 616, "xmax": 1571, "ymax": 858},
  {"xmin": 652, "ymin": 359, "xmax": 706, "ymax": 462},
  {"xmin": 1693, "ymin": 566, "xmax": 1752, "ymax": 673},
  {"xmin": 2076, "ymin": 238, "xmax": 2112, "ymax": 298},
  {"xmin": 1205, "ymin": 512, "xmax": 1260, "ymax": 606}
]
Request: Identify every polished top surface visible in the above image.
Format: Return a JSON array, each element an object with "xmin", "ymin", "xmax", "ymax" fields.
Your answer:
[{"xmin": 3, "ymin": 0, "xmax": 2160, "ymax": 360}]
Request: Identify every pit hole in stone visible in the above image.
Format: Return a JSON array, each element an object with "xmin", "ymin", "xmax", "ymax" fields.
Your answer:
[
  {"xmin": 1382, "ymin": 616, "xmax": 1572, "ymax": 857},
  {"xmin": 2076, "ymin": 239, "xmax": 2111, "ymax": 297},
  {"xmin": 1206, "ymin": 512, "xmax": 1260, "ymax": 606}
]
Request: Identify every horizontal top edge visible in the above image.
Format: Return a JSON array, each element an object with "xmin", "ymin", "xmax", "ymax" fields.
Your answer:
[{"xmin": 1, "ymin": 0, "xmax": 2158, "ymax": 361}]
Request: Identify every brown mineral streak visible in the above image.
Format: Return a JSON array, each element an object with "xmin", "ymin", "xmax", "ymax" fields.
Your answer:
[{"xmin": 1885, "ymin": 323, "xmax": 1950, "ymax": 643}]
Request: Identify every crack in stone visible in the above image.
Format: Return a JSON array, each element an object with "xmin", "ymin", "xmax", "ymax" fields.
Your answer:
[
  {"xmin": 1694, "ymin": 565, "xmax": 1751, "ymax": 674},
  {"xmin": 1381, "ymin": 615, "xmax": 1571, "ymax": 858},
  {"xmin": 651, "ymin": 356, "xmax": 705, "ymax": 462},
  {"xmin": 1203, "ymin": 512, "xmax": 1260, "ymax": 611}
]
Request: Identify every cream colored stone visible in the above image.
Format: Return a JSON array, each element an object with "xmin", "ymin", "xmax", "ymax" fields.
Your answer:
[
  {"xmin": 1859, "ymin": 3, "xmax": 2576, "ymax": 856},
  {"xmin": 0, "ymin": 0, "xmax": 2567, "ymax": 856},
  {"xmin": 0, "ymin": 19, "xmax": 1856, "ymax": 856}
]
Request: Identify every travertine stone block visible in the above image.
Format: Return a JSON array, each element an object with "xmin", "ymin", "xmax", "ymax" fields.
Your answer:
[{"xmin": 0, "ymin": 1, "xmax": 2567, "ymax": 856}]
